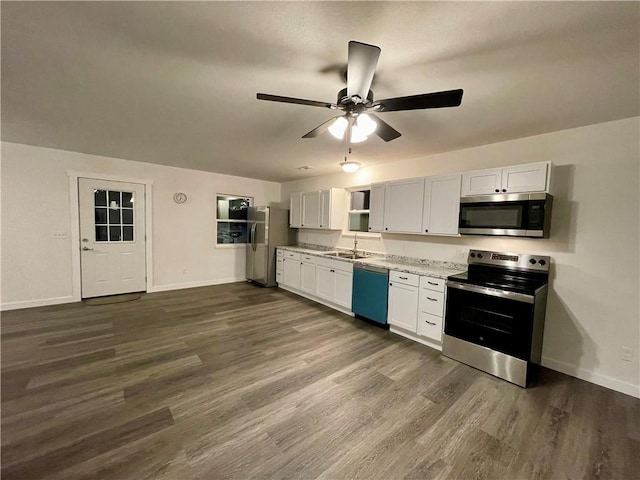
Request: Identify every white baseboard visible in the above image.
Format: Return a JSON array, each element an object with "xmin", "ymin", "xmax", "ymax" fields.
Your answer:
[
  {"xmin": 389, "ymin": 326, "xmax": 443, "ymax": 352},
  {"xmin": 148, "ymin": 277, "xmax": 246, "ymax": 293},
  {"xmin": 541, "ymin": 355, "xmax": 640, "ymax": 398},
  {"xmin": 1, "ymin": 295, "xmax": 76, "ymax": 311}
]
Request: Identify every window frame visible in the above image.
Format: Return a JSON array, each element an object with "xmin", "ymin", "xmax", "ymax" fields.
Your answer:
[{"xmin": 215, "ymin": 193, "xmax": 253, "ymax": 247}]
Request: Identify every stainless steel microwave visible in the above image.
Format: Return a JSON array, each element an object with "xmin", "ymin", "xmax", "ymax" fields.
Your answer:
[{"xmin": 458, "ymin": 193, "xmax": 553, "ymax": 238}]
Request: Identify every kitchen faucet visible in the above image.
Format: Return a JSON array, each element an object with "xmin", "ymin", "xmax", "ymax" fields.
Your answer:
[{"xmin": 352, "ymin": 233, "xmax": 358, "ymax": 256}]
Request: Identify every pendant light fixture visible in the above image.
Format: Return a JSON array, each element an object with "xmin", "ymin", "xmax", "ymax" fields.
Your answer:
[{"xmin": 339, "ymin": 147, "xmax": 361, "ymax": 173}]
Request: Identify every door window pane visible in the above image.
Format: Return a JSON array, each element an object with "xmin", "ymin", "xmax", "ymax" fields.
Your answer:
[
  {"xmin": 94, "ymin": 190, "xmax": 107, "ymax": 206},
  {"xmin": 122, "ymin": 192, "xmax": 133, "ymax": 208},
  {"xmin": 123, "ymin": 226, "xmax": 134, "ymax": 241},
  {"xmin": 108, "ymin": 208, "xmax": 121, "ymax": 224},
  {"xmin": 95, "ymin": 226, "xmax": 108, "ymax": 242},
  {"xmin": 95, "ymin": 208, "xmax": 107, "ymax": 224},
  {"xmin": 109, "ymin": 226, "xmax": 122, "ymax": 242},
  {"xmin": 94, "ymin": 189, "xmax": 135, "ymax": 242},
  {"xmin": 122, "ymin": 209, "xmax": 134, "ymax": 225}
]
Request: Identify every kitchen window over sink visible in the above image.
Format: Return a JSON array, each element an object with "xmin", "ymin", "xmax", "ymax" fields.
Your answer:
[{"xmin": 216, "ymin": 194, "xmax": 253, "ymax": 244}]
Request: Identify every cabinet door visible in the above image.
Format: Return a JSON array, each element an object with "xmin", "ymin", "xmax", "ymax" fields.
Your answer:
[
  {"xmin": 300, "ymin": 261, "xmax": 316, "ymax": 295},
  {"xmin": 388, "ymin": 282, "xmax": 419, "ymax": 332},
  {"xmin": 290, "ymin": 193, "xmax": 302, "ymax": 228},
  {"xmin": 319, "ymin": 189, "xmax": 331, "ymax": 229},
  {"xmin": 368, "ymin": 183, "xmax": 385, "ymax": 232},
  {"xmin": 315, "ymin": 265, "xmax": 334, "ymax": 302},
  {"xmin": 423, "ymin": 174, "xmax": 462, "ymax": 235},
  {"xmin": 301, "ymin": 191, "xmax": 320, "ymax": 228},
  {"xmin": 283, "ymin": 258, "xmax": 300, "ymax": 289},
  {"xmin": 384, "ymin": 178, "xmax": 425, "ymax": 233},
  {"xmin": 333, "ymin": 269, "xmax": 353, "ymax": 310},
  {"xmin": 461, "ymin": 169, "xmax": 502, "ymax": 196},
  {"xmin": 501, "ymin": 163, "xmax": 548, "ymax": 193}
]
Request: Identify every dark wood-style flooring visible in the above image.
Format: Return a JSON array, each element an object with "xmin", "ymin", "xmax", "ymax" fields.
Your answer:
[{"xmin": 1, "ymin": 282, "xmax": 638, "ymax": 479}]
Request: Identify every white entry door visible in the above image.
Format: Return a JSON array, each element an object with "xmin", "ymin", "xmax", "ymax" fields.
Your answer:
[{"xmin": 79, "ymin": 178, "xmax": 146, "ymax": 298}]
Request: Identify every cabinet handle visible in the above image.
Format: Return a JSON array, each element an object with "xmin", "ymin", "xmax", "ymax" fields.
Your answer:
[
  {"xmin": 427, "ymin": 281, "xmax": 438, "ymax": 285},
  {"xmin": 330, "ymin": 269, "xmax": 335, "ymax": 273},
  {"xmin": 425, "ymin": 319, "xmax": 437, "ymax": 326},
  {"xmin": 425, "ymin": 229, "xmax": 428, "ymax": 233},
  {"xmin": 399, "ymin": 276, "xmax": 408, "ymax": 280},
  {"xmin": 320, "ymin": 225, "xmax": 323, "ymax": 227},
  {"xmin": 495, "ymin": 189, "xmax": 500, "ymax": 193},
  {"xmin": 389, "ymin": 283, "xmax": 393, "ymax": 286},
  {"xmin": 502, "ymin": 189, "xmax": 507, "ymax": 193},
  {"xmin": 427, "ymin": 297, "xmax": 438, "ymax": 302}
]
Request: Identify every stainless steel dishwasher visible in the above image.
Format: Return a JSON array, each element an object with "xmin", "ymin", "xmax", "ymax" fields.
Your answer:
[{"xmin": 352, "ymin": 264, "xmax": 389, "ymax": 326}]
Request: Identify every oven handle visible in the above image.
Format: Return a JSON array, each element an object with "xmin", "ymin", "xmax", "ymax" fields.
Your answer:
[{"xmin": 446, "ymin": 280, "xmax": 535, "ymax": 304}]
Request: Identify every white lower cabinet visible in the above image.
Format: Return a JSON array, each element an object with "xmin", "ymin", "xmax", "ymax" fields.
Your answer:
[
  {"xmin": 276, "ymin": 249, "xmax": 353, "ymax": 314},
  {"xmin": 299, "ymin": 255, "xmax": 317, "ymax": 295},
  {"xmin": 282, "ymin": 251, "xmax": 301, "ymax": 289},
  {"xmin": 388, "ymin": 270, "xmax": 447, "ymax": 350}
]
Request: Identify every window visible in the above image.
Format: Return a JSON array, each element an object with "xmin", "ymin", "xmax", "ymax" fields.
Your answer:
[
  {"xmin": 216, "ymin": 194, "xmax": 253, "ymax": 244},
  {"xmin": 94, "ymin": 189, "xmax": 135, "ymax": 242},
  {"xmin": 348, "ymin": 188, "xmax": 370, "ymax": 232}
]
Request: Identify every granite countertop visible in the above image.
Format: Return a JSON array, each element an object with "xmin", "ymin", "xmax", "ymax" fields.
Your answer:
[{"xmin": 277, "ymin": 245, "xmax": 466, "ymax": 279}]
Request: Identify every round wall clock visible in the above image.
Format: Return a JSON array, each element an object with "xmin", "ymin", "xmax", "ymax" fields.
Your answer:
[{"xmin": 173, "ymin": 192, "xmax": 187, "ymax": 204}]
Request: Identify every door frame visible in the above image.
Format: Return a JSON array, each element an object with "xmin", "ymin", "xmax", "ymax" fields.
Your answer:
[{"xmin": 67, "ymin": 170, "xmax": 154, "ymax": 302}]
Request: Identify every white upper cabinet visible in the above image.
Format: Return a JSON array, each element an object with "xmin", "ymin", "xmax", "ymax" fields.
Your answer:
[
  {"xmin": 501, "ymin": 163, "xmax": 549, "ymax": 194},
  {"xmin": 422, "ymin": 174, "xmax": 462, "ymax": 235},
  {"xmin": 292, "ymin": 188, "xmax": 345, "ymax": 230},
  {"xmin": 462, "ymin": 162, "xmax": 549, "ymax": 196},
  {"xmin": 301, "ymin": 191, "xmax": 321, "ymax": 229},
  {"xmin": 384, "ymin": 178, "xmax": 425, "ymax": 233},
  {"xmin": 368, "ymin": 183, "xmax": 385, "ymax": 233},
  {"xmin": 319, "ymin": 188, "xmax": 346, "ymax": 230},
  {"xmin": 290, "ymin": 192, "xmax": 302, "ymax": 228}
]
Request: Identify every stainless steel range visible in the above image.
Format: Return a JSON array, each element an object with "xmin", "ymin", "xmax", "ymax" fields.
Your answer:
[{"xmin": 443, "ymin": 249, "xmax": 550, "ymax": 387}]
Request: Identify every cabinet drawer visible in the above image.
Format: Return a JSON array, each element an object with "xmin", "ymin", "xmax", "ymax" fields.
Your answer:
[
  {"xmin": 418, "ymin": 312, "xmax": 443, "ymax": 342},
  {"xmin": 314, "ymin": 256, "xmax": 353, "ymax": 273},
  {"xmin": 301, "ymin": 254, "xmax": 317, "ymax": 263},
  {"xmin": 277, "ymin": 249, "xmax": 284, "ymax": 258},
  {"xmin": 284, "ymin": 251, "xmax": 301, "ymax": 260},
  {"xmin": 276, "ymin": 257, "xmax": 284, "ymax": 272},
  {"xmin": 276, "ymin": 270, "xmax": 283, "ymax": 283},
  {"xmin": 420, "ymin": 276, "xmax": 445, "ymax": 292},
  {"xmin": 390, "ymin": 270, "xmax": 419, "ymax": 287},
  {"xmin": 420, "ymin": 289, "xmax": 444, "ymax": 317}
]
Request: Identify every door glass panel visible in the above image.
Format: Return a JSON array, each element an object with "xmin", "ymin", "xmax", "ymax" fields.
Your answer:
[
  {"xmin": 122, "ymin": 192, "xmax": 133, "ymax": 208},
  {"xmin": 95, "ymin": 226, "xmax": 108, "ymax": 242},
  {"xmin": 122, "ymin": 226, "xmax": 134, "ymax": 241},
  {"xmin": 94, "ymin": 189, "xmax": 107, "ymax": 206},
  {"xmin": 109, "ymin": 226, "xmax": 122, "ymax": 242},
  {"xmin": 108, "ymin": 208, "xmax": 121, "ymax": 224},
  {"xmin": 122, "ymin": 209, "xmax": 134, "ymax": 225},
  {"xmin": 95, "ymin": 208, "xmax": 107, "ymax": 224},
  {"xmin": 94, "ymin": 189, "xmax": 134, "ymax": 242}
]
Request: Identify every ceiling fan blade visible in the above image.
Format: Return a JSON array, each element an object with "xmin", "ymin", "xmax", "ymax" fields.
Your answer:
[
  {"xmin": 368, "ymin": 114, "xmax": 402, "ymax": 142},
  {"xmin": 301, "ymin": 116, "xmax": 340, "ymax": 138},
  {"xmin": 376, "ymin": 89, "xmax": 464, "ymax": 112},
  {"xmin": 257, "ymin": 93, "xmax": 336, "ymax": 109},
  {"xmin": 347, "ymin": 41, "xmax": 381, "ymax": 102}
]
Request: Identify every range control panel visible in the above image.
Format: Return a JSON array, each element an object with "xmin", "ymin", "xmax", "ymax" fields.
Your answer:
[{"xmin": 468, "ymin": 250, "xmax": 550, "ymax": 272}]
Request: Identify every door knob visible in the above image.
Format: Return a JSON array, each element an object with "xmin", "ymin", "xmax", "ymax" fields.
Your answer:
[{"xmin": 82, "ymin": 246, "xmax": 94, "ymax": 251}]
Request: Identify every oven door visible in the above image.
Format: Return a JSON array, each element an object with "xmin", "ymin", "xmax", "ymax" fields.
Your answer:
[{"xmin": 444, "ymin": 282, "xmax": 535, "ymax": 360}]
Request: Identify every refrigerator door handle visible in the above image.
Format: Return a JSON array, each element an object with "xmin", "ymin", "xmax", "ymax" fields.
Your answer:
[{"xmin": 251, "ymin": 222, "xmax": 257, "ymax": 251}]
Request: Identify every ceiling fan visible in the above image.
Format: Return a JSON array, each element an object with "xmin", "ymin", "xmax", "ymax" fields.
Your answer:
[{"xmin": 257, "ymin": 41, "xmax": 464, "ymax": 144}]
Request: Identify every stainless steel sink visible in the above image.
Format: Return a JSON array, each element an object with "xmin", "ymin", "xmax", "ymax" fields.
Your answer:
[{"xmin": 324, "ymin": 252, "xmax": 367, "ymax": 260}]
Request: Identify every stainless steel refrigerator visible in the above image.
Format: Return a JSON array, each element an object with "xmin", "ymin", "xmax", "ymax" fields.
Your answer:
[{"xmin": 246, "ymin": 206, "xmax": 292, "ymax": 287}]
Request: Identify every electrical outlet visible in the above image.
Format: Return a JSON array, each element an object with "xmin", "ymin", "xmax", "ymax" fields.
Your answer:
[{"xmin": 621, "ymin": 346, "xmax": 633, "ymax": 362}]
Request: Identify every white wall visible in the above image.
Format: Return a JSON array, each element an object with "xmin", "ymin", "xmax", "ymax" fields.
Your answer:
[
  {"xmin": 1, "ymin": 142, "xmax": 281, "ymax": 308},
  {"xmin": 281, "ymin": 117, "xmax": 640, "ymax": 397}
]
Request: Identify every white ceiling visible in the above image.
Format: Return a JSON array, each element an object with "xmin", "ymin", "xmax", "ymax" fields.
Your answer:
[{"xmin": 2, "ymin": 2, "xmax": 638, "ymax": 182}]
